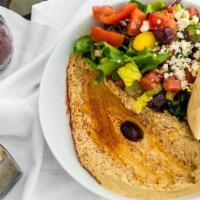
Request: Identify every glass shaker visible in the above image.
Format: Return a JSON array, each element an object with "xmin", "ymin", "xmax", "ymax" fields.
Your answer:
[{"xmin": 0, "ymin": 15, "xmax": 13, "ymax": 70}]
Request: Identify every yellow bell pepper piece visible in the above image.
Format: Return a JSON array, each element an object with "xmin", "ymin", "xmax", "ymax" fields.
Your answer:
[{"xmin": 133, "ymin": 32, "xmax": 156, "ymax": 51}]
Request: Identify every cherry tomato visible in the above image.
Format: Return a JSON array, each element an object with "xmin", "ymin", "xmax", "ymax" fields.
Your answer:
[
  {"xmin": 188, "ymin": 7, "xmax": 200, "ymax": 19},
  {"xmin": 164, "ymin": 76, "xmax": 181, "ymax": 92},
  {"xmin": 148, "ymin": 12, "xmax": 177, "ymax": 32},
  {"xmin": 92, "ymin": 26, "xmax": 124, "ymax": 47},
  {"xmin": 93, "ymin": 3, "xmax": 137, "ymax": 25},
  {"xmin": 127, "ymin": 7, "xmax": 146, "ymax": 35},
  {"xmin": 140, "ymin": 70, "xmax": 162, "ymax": 90}
]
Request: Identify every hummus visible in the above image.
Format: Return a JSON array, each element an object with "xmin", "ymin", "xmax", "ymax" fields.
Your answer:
[{"xmin": 67, "ymin": 54, "xmax": 200, "ymax": 199}]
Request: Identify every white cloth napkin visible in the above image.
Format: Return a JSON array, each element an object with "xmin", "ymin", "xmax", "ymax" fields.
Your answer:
[{"xmin": 0, "ymin": 1, "xmax": 104, "ymax": 200}]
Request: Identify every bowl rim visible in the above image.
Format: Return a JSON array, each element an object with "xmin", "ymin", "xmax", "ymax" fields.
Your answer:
[{"xmin": 39, "ymin": 0, "xmax": 200, "ymax": 200}]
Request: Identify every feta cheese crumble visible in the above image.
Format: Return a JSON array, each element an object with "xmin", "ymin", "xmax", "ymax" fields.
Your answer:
[
  {"xmin": 174, "ymin": 9, "xmax": 190, "ymax": 30},
  {"xmin": 157, "ymin": 19, "xmax": 161, "ymax": 25},
  {"xmin": 177, "ymin": 32, "xmax": 184, "ymax": 39},
  {"xmin": 174, "ymin": 9, "xmax": 190, "ymax": 21},
  {"xmin": 196, "ymin": 29, "xmax": 200, "ymax": 35},
  {"xmin": 195, "ymin": 43, "xmax": 200, "ymax": 49},
  {"xmin": 140, "ymin": 20, "xmax": 150, "ymax": 32},
  {"xmin": 192, "ymin": 15, "xmax": 199, "ymax": 24},
  {"xmin": 178, "ymin": 18, "xmax": 190, "ymax": 30},
  {"xmin": 161, "ymin": 40, "xmax": 193, "ymax": 56},
  {"xmin": 159, "ymin": 37, "xmax": 197, "ymax": 89}
]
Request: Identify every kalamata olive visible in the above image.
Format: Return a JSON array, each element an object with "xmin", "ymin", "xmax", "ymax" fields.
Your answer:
[
  {"xmin": 154, "ymin": 28, "xmax": 176, "ymax": 44},
  {"xmin": 148, "ymin": 91, "xmax": 167, "ymax": 112},
  {"xmin": 120, "ymin": 121, "xmax": 143, "ymax": 142}
]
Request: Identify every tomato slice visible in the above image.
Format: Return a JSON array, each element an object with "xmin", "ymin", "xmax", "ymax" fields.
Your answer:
[
  {"xmin": 164, "ymin": 76, "xmax": 181, "ymax": 92},
  {"xmin": 127, "ymin": 7, "xmax": 146, "ymax": 35},
  {"xmin": 93, "ymin": 6, "xmax": 115, "ymax": 18},
  {"xmin": 184, "ymin": 68, "xmax": 195, "ymax": 83},
  {"xmin": 148, "ymin": 12, "xmax": 177, "ymax": 32},
  {"xmin": 188, "ymin": 7, "xmax": 200, "ymax": 19},
  {"xmin": 93, "ymin": 3, "xmax": 137, "ymax": 25},
  {"xmin": 92, "ymin": 26, "xmax": 124, "ymax": 46},
  {"xmin": 140, "ymin": 70, "xmax": 162, "ymax": 90}
]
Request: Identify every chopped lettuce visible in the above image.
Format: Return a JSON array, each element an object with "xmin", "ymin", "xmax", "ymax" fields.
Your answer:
[
  {"xmin": 126, "ymin": 44, "xmax": 138, "ymax": 57},
  {"xmin": 85, "ymin": 58, "xmax": 98, "ymax": 69},
  {"xmin": 130, "ymin": 0, "xmax": 145, "ymax": 11},
  {"xmin": 133, "ymin": 84, "xmax": 162, "ymax": 114},
  {"xmin": 74, "ymin": 35, "xmax": 96, "ymax": 63},
  {"xmin": 74, "ymin": 36, "xmax": 94, "ymax": 54},
  {"xmin": 95, "ymin": 43, "xmax": 126, "ymax": 83},
  {"xmin": 98, "ymin": 58, "xmax": 122, "ymax": 76},
  {"xmin": 130, "ymin": 0, "xmax": 165, "ymax": 13},
  {"xmin": 111, "ymin": 71, "xmax": 121, "ymax": 81},
  {"xmin": 133, "ymin": 48, "xmax": 171, "ymax": 73},
  {"xmin": 118, "ymin": 62, "xmax": 141, "ymax": 87},
  {"xmin": 168, "ymin": 90, "xmax": 190, "ymax": 121},
  {"xmin": 187, "ymin": 23, "xmax": 200, "ymax": 43},
  {"xmin": 145, "ymin": 0, "xmax": 166, "ymax": 14},
  {"xmin": 175, "ymin": 3, "xmax": 183, "ymax": 12},
  {"xmin": 101, "ymin": 42, "xmax": 125, "ymax": 63}
]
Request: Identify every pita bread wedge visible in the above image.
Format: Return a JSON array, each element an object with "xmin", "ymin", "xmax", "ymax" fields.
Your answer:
[{"xmin": 188, "ymin": 69, "xmax": 200, "ymax": 140}]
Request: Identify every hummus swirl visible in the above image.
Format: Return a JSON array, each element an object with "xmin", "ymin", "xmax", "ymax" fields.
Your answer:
[{"xmin": 67, "ymin": 54, "xmax": 200, "ymax": 199}]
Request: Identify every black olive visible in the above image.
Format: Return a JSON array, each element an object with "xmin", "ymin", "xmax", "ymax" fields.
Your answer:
[
  {"xmin": 120, "ymin": 121, "xmax": 143, "ymax": 142},
  {"xmin": 153, "ymin": 28, "xmax": 176, "ymax": 44},
  {"xmin": 148, "ymin": 91, "xmax": 168, "ymax": 112}
]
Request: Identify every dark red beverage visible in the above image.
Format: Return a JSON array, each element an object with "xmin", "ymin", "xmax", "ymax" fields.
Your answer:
[{"xmin": 0, "ymin": 15, "xmax": 13, "ymax": 70}]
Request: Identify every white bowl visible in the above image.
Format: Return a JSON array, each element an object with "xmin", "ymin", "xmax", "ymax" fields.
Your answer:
[{"xmin": 39, "ymin": 0, "xmax": 200, "ymax": 199}]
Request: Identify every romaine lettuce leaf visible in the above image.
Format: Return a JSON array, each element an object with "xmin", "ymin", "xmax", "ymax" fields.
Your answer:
[
  {"xmin": 130, "ymin": 0, "xmax": 165, "ymax": 13},
  {"xmin": 102, "ymin": 42, "xmax": 125, "ymax": 62},
  {"xmin": 133, "ymin": 48, "xmax": 171, "ymax": 73},
  {"xmin": 98, "ymin": 58, "xmax": 122, "ymax": 76},
  {"xmin": 74, "ymin": 36, "xmax": 94, "ymax": 53},
  {"xmin": 168, "ymin": 90, "xmax": 190, "ymax": 121},
  {"xmin": 111, "ymin": 71, "xmax": 121, "ymax": 81},
  {"xmin": 74, "ymin": 35, "xmax": 96, "ymax": 62},
  {"xmin": 145, "ymin": 0, "xmax": 166, "ymax": 14},
  {"xmin": 95, "ymin": 43, "xmax": 126, "ymax": 83},
  {"xmin": 130, "ymin": 0, "xmax": 145, "ymax": 11},
  {"xmin": 187, "ymin": 23, "xmax": 200, "ymax": 43},
  {"xmin": 118, "ymin": 62, "xmax": 141, "ymax": 87}
]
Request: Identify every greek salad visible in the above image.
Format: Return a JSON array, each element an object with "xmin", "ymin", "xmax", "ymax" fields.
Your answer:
[{"xmin": 73, "ymin": 0, "xmax": 200, "ymax": 120}]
